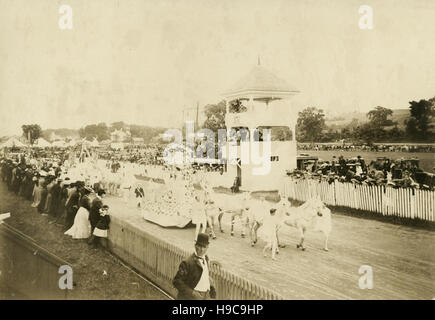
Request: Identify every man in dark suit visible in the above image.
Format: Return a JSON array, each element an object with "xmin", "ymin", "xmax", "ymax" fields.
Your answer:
[
  {"xmin": 134, "ymin": 185, "xmax": 144, "ymax": 208},
  {"xmin": 173, "ymin": 233, "xmax": 216, "ymax": 300}
]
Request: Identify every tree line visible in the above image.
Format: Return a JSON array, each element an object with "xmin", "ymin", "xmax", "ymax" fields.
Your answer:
[
  {"xmin": 200, "ymin": 97, "xmax": 435, "ymax": 144},
  {"xmin": 21, "ymin": 96, "xmax": 434, "ymax": 145},
  {"xmin": 20, "ymin": 122, "xmax": 167, "ymax": 144},
  {"xmin": 76, "ymin": 122, "xmax": 167, "ymax": 143},
  {"xmin": 296, "ymin": 97, "xmax": 434, "ymax": 144}
]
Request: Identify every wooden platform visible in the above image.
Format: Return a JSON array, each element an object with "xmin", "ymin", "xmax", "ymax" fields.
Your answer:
[
  {"xmin": 142, "ymin": 210, "xmax": 191, "ymax": 228},
  {"xmin": 105, "ymin": 195, "xmax": 435, "ymax": 299}
]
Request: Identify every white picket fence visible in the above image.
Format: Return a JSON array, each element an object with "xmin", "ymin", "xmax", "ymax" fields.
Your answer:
[{"xmin": 284, "ymin": 178, "xmax": 435, "ymax": 222}]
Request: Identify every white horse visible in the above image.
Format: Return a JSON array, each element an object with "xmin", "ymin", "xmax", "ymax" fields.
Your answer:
[
  {"xmin": 282, "ymin": 196, "xmax": 332, "ymax": 251},
  {"xmin": 248, "ymin": 196, "xmax": 278, "ymax": 247},
  {"xmin": 206, "ymin": 191, "xmax": 251, "ymax": 238}
]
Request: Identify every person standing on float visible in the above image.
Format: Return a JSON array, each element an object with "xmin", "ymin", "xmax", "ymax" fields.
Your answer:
[
  {"xmin": 259, "ymin": 208, "xmax": 280, "ymax": 261},
  {"xmin": 191, "ymin": 193, "xmax": 207, "ymax": 242}
]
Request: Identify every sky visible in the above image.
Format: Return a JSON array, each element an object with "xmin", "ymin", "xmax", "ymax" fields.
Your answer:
[{"xmin": 0, "ymin": 0, "xmax": 434, "ymax": 136}]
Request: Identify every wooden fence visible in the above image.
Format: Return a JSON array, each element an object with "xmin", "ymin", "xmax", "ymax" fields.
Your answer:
[
  {"xmin": 108, "ymin": 216, "xmax": 283, "ymax": 300},
  {"xmin": 284, "ymin": 178, "xmax": 435, "ymax": 222}
]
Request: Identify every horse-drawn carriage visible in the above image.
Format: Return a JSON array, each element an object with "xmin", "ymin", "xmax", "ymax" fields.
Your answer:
[{"xmin": 295, "ymin": 154, "xmax": 319, "ymax": 171}]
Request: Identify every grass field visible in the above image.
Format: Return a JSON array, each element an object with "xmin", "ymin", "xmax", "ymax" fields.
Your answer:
[
  {"xmin": 299, "ymin": 150, "xmax": 435, "ymax": 172},
  {"xmin": 0, "ymin": 183, "xmax": 169, "ymax": 300}
]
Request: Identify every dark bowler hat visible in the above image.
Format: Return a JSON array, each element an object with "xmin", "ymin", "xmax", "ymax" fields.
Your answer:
[
  {"xmin": 84, "ymin": 186, "xmax": 94, "ymax": 194},
  {"xmin": 195, "ymin": 233, "xmax": 209, "ymax": 247}
]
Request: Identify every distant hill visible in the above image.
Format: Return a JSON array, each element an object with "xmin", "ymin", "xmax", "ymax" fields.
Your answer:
[{"xmin": 325, "ymin": 109, "xmax": 413, "ymax": 130}]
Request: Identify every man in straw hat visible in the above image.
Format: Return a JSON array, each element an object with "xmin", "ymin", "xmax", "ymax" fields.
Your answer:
[{"xmin": 173, "ymin": 233, "xmax": 216, "ymax": 300}]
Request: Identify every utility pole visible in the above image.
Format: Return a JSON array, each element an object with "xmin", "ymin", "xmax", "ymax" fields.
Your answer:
[{"xmin": 196, "ymin": 101, "xmax": 199, "ymax": 131}]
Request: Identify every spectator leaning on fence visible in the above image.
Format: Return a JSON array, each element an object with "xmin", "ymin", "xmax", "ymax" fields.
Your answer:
[
  {"xmin": 288, "ymin": 154, "xmax": 431, "ymax": 190},
  {"xmin": 173, "ymin": 233, "xmax": 216, "ymax": 300}
]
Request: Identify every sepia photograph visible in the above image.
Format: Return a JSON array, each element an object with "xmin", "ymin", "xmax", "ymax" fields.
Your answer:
[{"xmin": 0, "ymin": 0, "xmax": 434, "ymax": 304}]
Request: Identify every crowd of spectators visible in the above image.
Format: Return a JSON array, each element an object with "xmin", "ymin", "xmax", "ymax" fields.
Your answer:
[
  {"xmin": 96, "ymin": 143, "xmax": 225, "ymax": 174},
  {"xmin": 289, "ymin": 155, "xmax": 434, "ymax": 190},
  {"xmin": 0, "ymin": 152, "xmax": 110, "ymax": 248},
  {"xmin": 98, "ymin": 144, "xmax": 165, "ymax": 165},
  {"xmin": 298, "ymin": 143, "xmax": 434, "ymax": 153}
]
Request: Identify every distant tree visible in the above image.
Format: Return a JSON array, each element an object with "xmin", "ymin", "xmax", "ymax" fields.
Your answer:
[
  {"xmin": 296, "ymin": 107, "xmax": 326, "ymax": 143},
  {"xmin": 96, "ymin": 122, "xmax": 110, "ymax": 140},
  {"xmin": 367, "ymin": 106, "xmax": 395, "ymax": 128},
  {"xmin": 340, "ymin": 127, "xmax": 351, "ymax": 140},
  {"xmin": 110, "ymin": 121, "xmax": 126, "ymax": 131},
  {"xmin": 387, "ymin": 125, "xmax": 405, "ymax": 141},
  {"xmin": 339, "ymin": 118, "xmax": 359, "ymax": 140},
  {"xmin": 406, "ymin": 99, "xmax": 434, "ymax": 140},
  {"xmin": 271, "ymin": 126, "xmax": 293, "ymax": 141},
  {"xmin": 353, "ymin": 123, "xmax": 379, "ymax": 145},
  {"xmin": 130, "ymin": 125, "xmax": 166, "ymax": 143},
  {"xmin": 22, "ymin": 124, "xmax": 42, "ymax": 144},
  {"xmin": 79, "ymin": 122, "xmax": 109, "ymax": 141},
  {"xmin": 320, "ymin": 128, "xmax": 340, "ymax": 142},
  {"xmin": 405, "ymin": 117, "xmax": 419, "ymax": 139},
  {"xmin": 347, "ymin": 118, "xmax": 360, "ymax": 129},
  {"xmin": 202, "ymin": 100, "xmax": 226, "ymax": 133}
]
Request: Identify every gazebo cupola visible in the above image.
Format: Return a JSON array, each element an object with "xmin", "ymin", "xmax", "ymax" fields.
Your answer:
[{"xmin": 223, "ymin": 61, "xmax": 299, "ymax": 132}]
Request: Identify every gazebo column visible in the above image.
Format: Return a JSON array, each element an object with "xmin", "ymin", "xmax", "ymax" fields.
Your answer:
[{"xmin": 248, "ymin": 96, "xmax": 253, "ymax": 112}]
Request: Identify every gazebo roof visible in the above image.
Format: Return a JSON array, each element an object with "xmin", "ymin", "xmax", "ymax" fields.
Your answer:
[{"xmin": 224, "ymin": 64, "xmax": 299, "ymax": 99}]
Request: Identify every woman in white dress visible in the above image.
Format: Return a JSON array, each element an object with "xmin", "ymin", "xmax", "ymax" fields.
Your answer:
[
  {"xmin": 31, "ymin": 179, "xmax": 43, "ymax": 208},
  {"xmin": 64, "ymin": 191, "xmax": 92, "ymax": 239}
]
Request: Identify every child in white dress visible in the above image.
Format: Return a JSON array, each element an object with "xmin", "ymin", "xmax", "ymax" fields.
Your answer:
[{"xmin": 91, "ymin": 205, "xmax": 110, "ymax": 249}]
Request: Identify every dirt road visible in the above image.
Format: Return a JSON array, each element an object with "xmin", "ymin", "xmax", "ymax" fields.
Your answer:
[{"xmin": 106, "ymin": 194, "xmax": 435, "ymax": 300}]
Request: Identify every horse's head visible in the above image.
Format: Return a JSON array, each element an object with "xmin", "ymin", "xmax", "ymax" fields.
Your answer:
[{"xmin": 306, "ymin": 197, "xmax": 325, "ymax": 217}]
